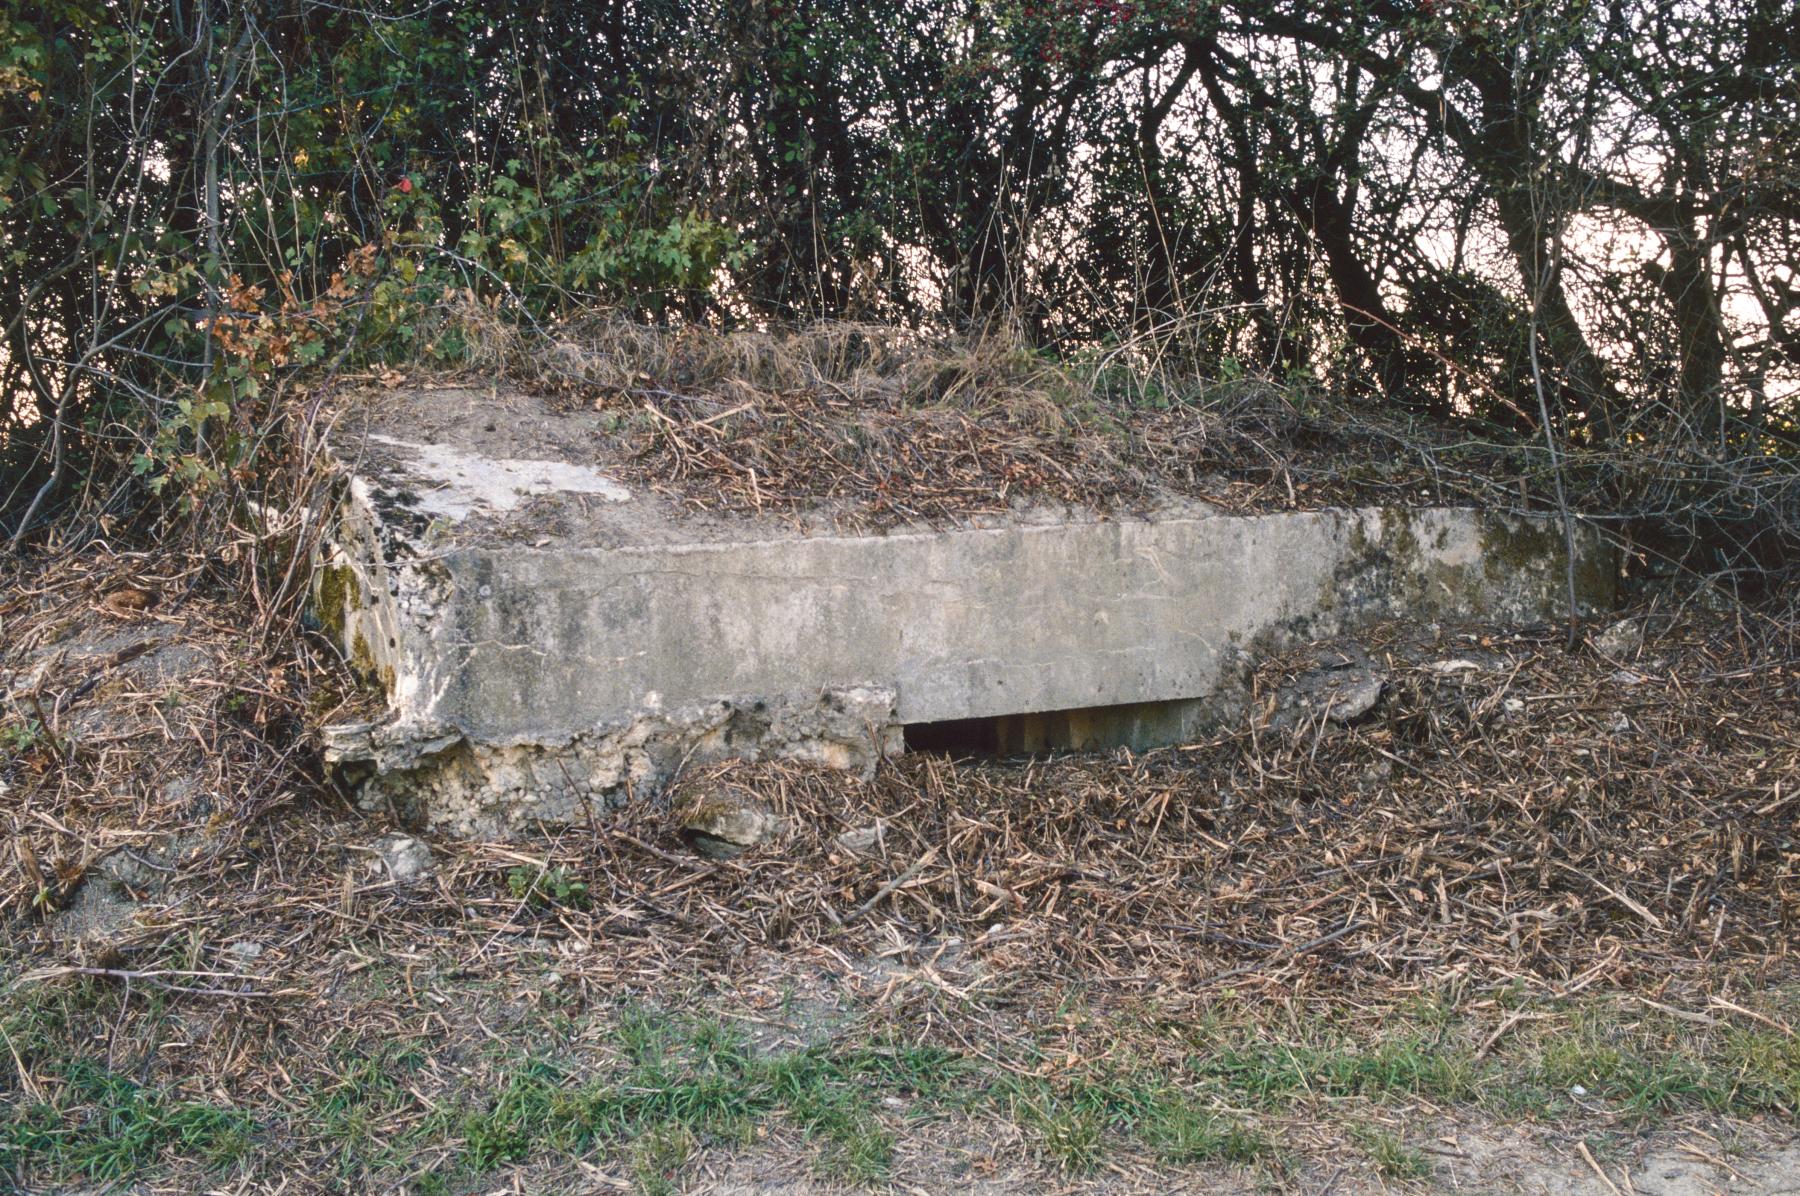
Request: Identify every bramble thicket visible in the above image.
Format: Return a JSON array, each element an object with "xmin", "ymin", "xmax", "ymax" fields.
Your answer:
[{"xmin": 2, "ymin": 0, "xmax": 1798, "ymax": 573}]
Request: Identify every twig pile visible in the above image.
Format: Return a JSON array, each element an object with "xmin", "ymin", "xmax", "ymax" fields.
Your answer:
[
  {"xmin": 536, "ymin": 616, "xmax": 1799, "ymax": 1001},
  {"xmin": 0, "ymin": 550, "xmax": 356, "ymax": 928},
  {"xmin": 4, "ymin": 550, "xmax": 1795, "ymax": 1016}
]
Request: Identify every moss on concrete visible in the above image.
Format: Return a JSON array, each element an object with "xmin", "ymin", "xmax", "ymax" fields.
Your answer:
[
  {"xmin": 314, "ymin": 563, "xmax": 358, "ymax": 647},
  {"xmin": 1480, "ymin": 516, "xmax": 1618, "ymax": 610},
  {"xmin": 315, "ymin": 562, "xmax": 394, "ymax": 690}
]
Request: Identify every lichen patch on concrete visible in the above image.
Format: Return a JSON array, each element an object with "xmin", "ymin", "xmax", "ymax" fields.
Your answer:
[{"xmin": 364, "ymin": 433, "xmax": 632, "ymax": 520}]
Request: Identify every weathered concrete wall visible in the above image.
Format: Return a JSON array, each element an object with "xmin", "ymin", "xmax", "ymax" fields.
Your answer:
[
  {"xmin": 356, "ymin": 506, "xmax": 1606, "ymax": 739},
  {"xmin": 316, "ymin": 396, "xmax": 1616, "ymax": 836}
]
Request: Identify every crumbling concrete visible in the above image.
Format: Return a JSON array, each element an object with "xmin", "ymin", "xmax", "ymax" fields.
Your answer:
[{"xmin": 317, "ymin": 387, "xmax": 1616, "ymax": 836}]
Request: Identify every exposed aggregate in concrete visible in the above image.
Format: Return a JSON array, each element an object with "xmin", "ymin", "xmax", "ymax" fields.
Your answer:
[{"xmin": 325, "ymin": 686, "xmax": 899, "ymax": 837}]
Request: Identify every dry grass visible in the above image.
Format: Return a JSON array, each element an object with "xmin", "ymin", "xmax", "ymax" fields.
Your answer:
[
  {"xmin": 429, "ymin": 309, "xmax": 1544, "ymax": 529},
  {"xmin": 411, "ymin": 309, "xmax": 1800, "ymax": 595},
  {"xmin": 0, "ymin": 549, "xmax": 363, "ymax": 934}
]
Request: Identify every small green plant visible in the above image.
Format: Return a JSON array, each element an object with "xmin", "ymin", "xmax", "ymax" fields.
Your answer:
[
  {"xmin": 629, "ymin": 1122, "xmax": 696, "ymax": 1195},
  {"xmin": 1, "ymin": 718, "xmax": 40, "ymax": 756},
  {"xmin": 0, "ymin": 715, "xmax": 66, "ymax": 763},
  {"xmin": 1352, "ymin": 1124, "xmax": 1430, "ymax": 1180},
  {"xmin": 1016, "ymin": 1095, "xmax": 1104, "ymax": 1173},
  {"xmin": 506, "ymin": 865, "xmax": 590, "ymax": 910}
]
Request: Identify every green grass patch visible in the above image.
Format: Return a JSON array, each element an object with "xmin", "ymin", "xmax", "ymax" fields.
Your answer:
[
  {"xmin": 628, "ymin": 1122, "xmax": 697, "ymax": 1195},
  {"xmin": 1006, "ymin": 1083, "xmax": 1106, "ymax": 1173},
  {"xmin": 7, "ymin": 979, "xmax": 1798, "ymax": 1189},
  {"xmin": 0, "ymin": 1059, "xmax": 253, "ymax": 1181},
  {"xmin": 418, "ymin": 1007, "xmax": 919, "ymax": 1186},
  {"xmin": 995, "ymin": 1064, "xmax": 1271, "ymax": 1173},
  {"xmin": 1187, "ymin": 1031, "xmax": 1483, "ymax": 1107},
  {"xmin": 1716, "ymin": 1026, "xmax": 1800, "ymax": 1113},
  {"xmin": 1140, "ymin": 1101, "xmax": 1269, "ymax": 1165},
  {"xmin": 301, "ymin": 1040, "xmax": 429, "ymax": 1178},
  {"xmin": 1508, "ymin": 1007, "xmax": 1800, "ymax": 1119}
]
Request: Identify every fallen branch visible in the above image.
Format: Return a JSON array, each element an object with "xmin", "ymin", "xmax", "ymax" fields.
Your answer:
[
  {"xmin": 1196, "ymin": 919, "xmax": 1369, "ymax": 988},
  {"xmin": 842, "ymin": 847, "xmax": 939, "ymax": 925},
  {"xmin": 15, "ymin": 965, "xmax": 290, "ymax": 1000}
]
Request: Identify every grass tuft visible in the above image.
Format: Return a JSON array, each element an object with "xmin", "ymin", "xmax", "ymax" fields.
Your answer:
[
  {"xmin": 1352, "ymin": 1124, "xmax": 1431, "ymax": 1180},
  {"xmin": 1190, "ymin": 1032, "xmax": 1483, "ymax": 1107},
  {"xmin": 1015, "ymin": 1095, "xmax": 1105, "ymax": 1173},
  {"xmin": 1139, "ymin": 1098, "xmax": 1269, "ymax": 1165},
  {"xmin": 628, "ymin": 1122, "xmax": 697, "ymax": 1196}
]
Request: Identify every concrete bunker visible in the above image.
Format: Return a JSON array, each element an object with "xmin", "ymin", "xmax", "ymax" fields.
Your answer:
[{"xmin": 315, "ymin": 386, "xmax": 1618, "ymax": 837}]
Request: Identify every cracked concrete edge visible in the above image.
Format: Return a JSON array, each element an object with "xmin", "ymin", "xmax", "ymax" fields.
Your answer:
[{"xmin": 323, "ymin": 685, "xmax": 901, "ymax": 838}]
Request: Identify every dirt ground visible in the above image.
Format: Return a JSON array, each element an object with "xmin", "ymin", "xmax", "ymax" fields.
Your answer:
[
  {"xmin": 3, "ymin": 550, "xmax": 1798, "ymax": 1195},
  {"xmin": 476, "ymin": 1119, "xmax": 1800, "ymax": 1195}
]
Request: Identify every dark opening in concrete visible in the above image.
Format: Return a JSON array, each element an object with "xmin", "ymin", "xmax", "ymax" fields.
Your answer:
[
  {"xmin": 903, "ymin": 715, "xmax": 1002, "ymax": 756},
  {"xmin": 903, "ymin": 697, "xmax": 1207, "ymax": 757}
]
